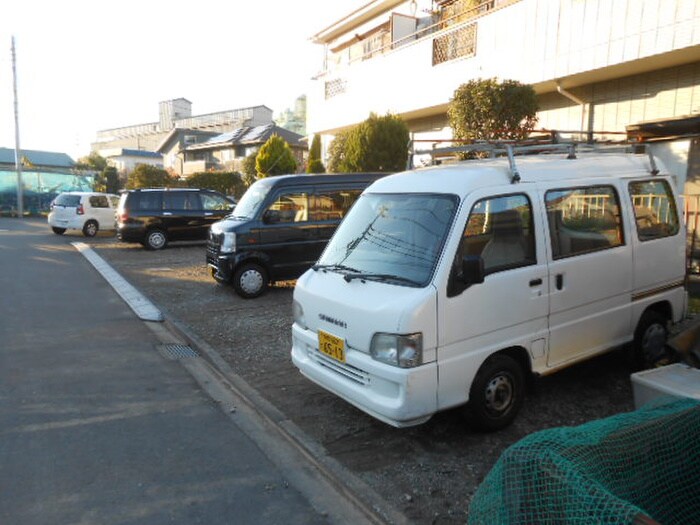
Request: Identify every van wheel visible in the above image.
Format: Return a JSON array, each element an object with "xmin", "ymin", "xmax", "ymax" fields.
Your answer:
[
  {"xmin": 233, "ymin": 263, "xmax": 268, "ymax": 299},
  {"xmin": 51, "ymin": 227, "xmax": 66, "ymax": 235},
  {"xmin": 633, "ymin": 311, "xmax": 670, "ymax": 369},
  {"xmin": 82, "ymin": 220, "xmax": 98, "ymax": 237},
  {"xmin": 467, "ymin": 354, "xmax": 525, "ymax": 432},
  {"xmin": 145, "ymin": 229, "xmax": 168, "ymax": 250}
]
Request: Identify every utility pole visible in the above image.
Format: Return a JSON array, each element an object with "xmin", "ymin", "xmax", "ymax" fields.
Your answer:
[{"xmin": 11, "ymin": 36, "xmax": 23, "ymax": 218}]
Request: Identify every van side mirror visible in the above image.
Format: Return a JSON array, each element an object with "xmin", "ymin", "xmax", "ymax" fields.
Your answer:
[
  {"xmin": 448, "ymin": 255, "xmax": 485, "ymax": 297},
  {"xmin": 262, "ymin": 210, "xmax": 279, "ymax": 224}
]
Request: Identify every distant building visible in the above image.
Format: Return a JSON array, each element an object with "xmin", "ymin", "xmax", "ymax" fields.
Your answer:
[
  {"xmin": 276, "ymin": 95, "xmax": 307, "ymax": 136},
  {"xmin": 91, "ymin": 98, "xmax": 275, "ymax": 160},
  {"xmin": 169, "ymin": 123, "xmax": 305, "ymax": 176},
  {"xmin": 100, "ymin": 148, "xmax": 164, "ymax": 174},
  {"xmin": 0, "ymin": 147, "xmax": 93, "ymax": 214}
]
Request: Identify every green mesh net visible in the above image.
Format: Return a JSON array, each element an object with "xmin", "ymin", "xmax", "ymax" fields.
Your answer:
[{"xmin": 468, "ymin": 398, "xmax": 700, "ymax": 525}]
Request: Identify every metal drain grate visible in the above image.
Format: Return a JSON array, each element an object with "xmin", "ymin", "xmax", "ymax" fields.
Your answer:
[{"xmin": 158, "ymin": 344, "xmax": 199, "ymax": 360}]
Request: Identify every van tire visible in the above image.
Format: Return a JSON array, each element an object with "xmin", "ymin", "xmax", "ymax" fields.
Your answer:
[
  {"xmin": 145, "ymin": 229, "xmax": 168, "ymax": 250},
  {"xmin": 233, "ymin": 263, "xmax": 268, "ymax": 299},
  {"xmin": 51, "ymin": 227, "xmax": 66, "ymax": 235},
  {"xmin": 82, "ymin": 220, "xmax": 98, "ymax": 237},
  {"xmin": 633, "ymin": 310, "xmax": 670, "ymax": 369},
  {"xmin": 467, "ymin": 354, "xmax": 525, "ymax": 432}
]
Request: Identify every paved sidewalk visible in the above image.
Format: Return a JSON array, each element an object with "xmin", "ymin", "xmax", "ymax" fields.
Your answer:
[{"xmin": 0, "ymin": 218, "xmax": 334, "ymax": 525}]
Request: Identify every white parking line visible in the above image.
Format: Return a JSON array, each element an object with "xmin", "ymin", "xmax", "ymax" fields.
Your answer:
[{"xmin": 71, "ymin": 242, "xmax": 163, "ymax": 322}]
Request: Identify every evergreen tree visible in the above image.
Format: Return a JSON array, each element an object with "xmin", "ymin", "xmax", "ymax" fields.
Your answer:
[{"xmin": 255, "ymin": 135, "xmax": 297, "ymax": 178}]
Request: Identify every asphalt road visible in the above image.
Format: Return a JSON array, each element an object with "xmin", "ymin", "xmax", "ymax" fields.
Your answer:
[{"xmin": 0, "ymin": 218, "xmax": 352, "ymax": 525}]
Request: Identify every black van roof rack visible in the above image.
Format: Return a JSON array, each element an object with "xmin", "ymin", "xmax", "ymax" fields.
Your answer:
[{"xmin": 408, "ymin": 136, "xmax": 660, "ymax": 183}]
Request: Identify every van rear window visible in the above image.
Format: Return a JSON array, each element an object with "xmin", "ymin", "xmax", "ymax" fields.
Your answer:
[{"xmin": 629, "ymin": 180, "xmax": 679, "ymax": 241}]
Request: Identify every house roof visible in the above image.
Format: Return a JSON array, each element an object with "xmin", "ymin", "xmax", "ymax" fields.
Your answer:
[
  {"xmin": 155, "ymin": 128, "xmax": 220, "ymax": 153},
  {"xmin": 311, "ymin": 0, "xmax": 404, "ymax": 44},
  {"xmin": 119, "ymin": 149, "xmax": 162, "ymax": 158},
  {"xmin": 185, "ymin": 124, "xmax": 305, "ymax": 152},
  {"xmin": 0, "ymin": 147, "xmax": 75, "ymax": 168}
]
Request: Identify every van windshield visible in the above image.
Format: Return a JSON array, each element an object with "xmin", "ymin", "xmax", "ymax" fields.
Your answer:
[
  {"xmin": 232, "ymin": 178, "xmax": 274, "ymax": 219},
  {"xmin": 316, "ymin": 193, "xmax": 459, "ymax": 287}
]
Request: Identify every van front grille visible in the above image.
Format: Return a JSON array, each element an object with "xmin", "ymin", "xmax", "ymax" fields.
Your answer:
[{"xmin": 310, "ymin": 351, "xmax": 370, "ymax": 386}]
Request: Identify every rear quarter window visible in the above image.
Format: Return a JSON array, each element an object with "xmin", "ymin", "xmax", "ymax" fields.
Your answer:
[
  {"xmin": 135, "ymin": 192, "xmax": 162, "ymax": 211},
  {"xmin": 629, "ymin": 180, "xmax": 679, "ymax": 241}
]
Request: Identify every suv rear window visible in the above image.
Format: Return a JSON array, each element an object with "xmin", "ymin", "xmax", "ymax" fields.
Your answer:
[{"xmin": 54, "ymin": 194, "xmax": 81, "ymax": 207}]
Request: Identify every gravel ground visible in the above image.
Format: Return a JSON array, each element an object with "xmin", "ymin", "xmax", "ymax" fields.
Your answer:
[{"xmin": 84, "ymin": 234, "xmax": 670, "ymax": 524}]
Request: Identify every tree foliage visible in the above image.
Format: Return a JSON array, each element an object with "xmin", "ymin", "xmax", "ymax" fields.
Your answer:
[
  {"xmin": 255, "ymin": 134, "xmax": 297, "ymax": 178},
  {"xmin": 242, "ymin": 152, "xmax": 258, "ymax": 187},
  {"xmin": 76, "ymin": 152, "xmax": 108, "ymax": 172},
  {"xmin": 447, "ymin": 78, "xmax": 538, "ymax": 141},
  {"xmin": 328, "ymin": 113, "xmax": 409, "ymax": 173},
  {"xmin": 327, "ymin": 130, "xmax": 350, "ymax": 174},
  {"xmin": 126, "ymin": 164, "xmax": 176, "ymax": 189},
  {"xmin": 186, "ymin": 171, "xmax": 245, "ymax": 198},
  {"xmin": 306, "ymin": 134, "xmax": 325, "ymax": 173},
  {"xmin": 99, "ymin": 166, "xmax": 120, "ymax": 194}
]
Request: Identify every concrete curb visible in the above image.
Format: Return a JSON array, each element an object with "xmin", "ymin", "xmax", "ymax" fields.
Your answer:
[
  {"xmin": 72, "ymin": 242, "xmax": 163, "ymax": 322},
  {"xmin": 163, "ymin": 314, "xmax": 409, "ymax": 525}
]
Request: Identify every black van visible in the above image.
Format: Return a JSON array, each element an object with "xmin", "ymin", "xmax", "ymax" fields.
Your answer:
[
  {"xmin": 206, "ymin": 173, "xmax": 385, "ymax": 298},
  {"xmin": 117, "ymin": 188, "xmax": 234, "ymax": 250}
]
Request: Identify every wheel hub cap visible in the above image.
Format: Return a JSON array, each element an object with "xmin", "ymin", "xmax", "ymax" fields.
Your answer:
[
  {"xmin": 484, "ymin": 374, "xmax": 513, "ymax": 413},
  {"xmin": 240, "ymin": 270, "xmax": 263, "ymax": 295}
]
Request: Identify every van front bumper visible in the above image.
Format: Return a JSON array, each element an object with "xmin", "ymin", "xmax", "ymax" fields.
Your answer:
[
  {"xmin": 291, "ymin": 323, "xmax": 438, "ymax": 427},
  {"xmin": 206, "ymin": 251, "xmax": 235, "ymax": 283}
]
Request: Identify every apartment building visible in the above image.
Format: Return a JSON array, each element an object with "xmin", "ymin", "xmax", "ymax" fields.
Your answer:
[
  {"xmin": 91, "ymin": 98, "xmax": 274, "ymax": 162},
  {"xmin": 308, "ymin": 0, "xmax": 700, "ymax": 183}
]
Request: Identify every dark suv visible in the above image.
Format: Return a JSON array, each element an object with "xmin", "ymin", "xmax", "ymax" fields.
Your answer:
[{"xmin": 117, "ymin": 188, "xmax": 234, "ymax": 250}]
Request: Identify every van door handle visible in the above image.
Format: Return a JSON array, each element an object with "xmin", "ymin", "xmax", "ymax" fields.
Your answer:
[
  {"xmin": 529, "ymin": 278, "xmax": 542, "ymax": 287},
  {"xmin": 556, "ymin": 274, "xmax": 564, "ymax": 290}
]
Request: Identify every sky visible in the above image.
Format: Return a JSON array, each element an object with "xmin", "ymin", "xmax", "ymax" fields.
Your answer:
[{"xmin": 0, "ymin": 0, "xmax": 360, "ymax": 160}]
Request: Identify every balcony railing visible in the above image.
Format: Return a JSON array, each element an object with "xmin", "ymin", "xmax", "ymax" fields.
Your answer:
[
  {"xmin": 322, "ymin": 0, "xmax": 517, "ymax": 75},
  {"xmin": 432, "ymin": 22, "xmax": 477, "ymax": 65}
]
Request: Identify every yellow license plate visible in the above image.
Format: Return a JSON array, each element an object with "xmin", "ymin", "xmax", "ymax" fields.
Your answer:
[{"xmin": 318, "ymin": 330, "xmax": 345, "ymax": 363}]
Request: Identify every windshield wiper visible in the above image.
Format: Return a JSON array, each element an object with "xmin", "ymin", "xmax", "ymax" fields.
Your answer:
[
  {"xmin": 343, "ymin": 273, "xmax": 420, "ymax": 286},
  {"xmin": 312, "ymin": 263, "xmax": 361, "ymax": 273}
]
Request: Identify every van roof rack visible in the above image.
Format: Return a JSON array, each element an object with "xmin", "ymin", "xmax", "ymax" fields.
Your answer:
[{"xmin": 408, "ymin": 136, "xmax": 660, "ymax": 183}]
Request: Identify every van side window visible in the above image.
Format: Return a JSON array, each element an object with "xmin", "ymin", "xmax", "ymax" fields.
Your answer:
[
  {"xmin": 266, "ymin": 193, "xmax": 309, "ymax": 223},
  {"xmin": 546, "ymin": 185, "xmax": 623, "ymax": 259},
  {"xmin": 629, "ymin": 180, "xmax": 679, "ymax": 241},
  {"xmin": 462, "ymin": 194, "xmax": 536, "ymax": 275},
  {"xmin": 311, "ymin": 190, "xmax": 362, "ymax": 221}
]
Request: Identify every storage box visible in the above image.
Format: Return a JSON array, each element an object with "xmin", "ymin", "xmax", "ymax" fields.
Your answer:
[{"xmin": 631, "ymin": 363, "xmax": 700, "ymax": 409}]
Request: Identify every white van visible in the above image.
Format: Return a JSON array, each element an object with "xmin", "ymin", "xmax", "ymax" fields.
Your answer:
[{"xmin": 291, "ymin": 149, "xmax": 687, "ymax": 431}]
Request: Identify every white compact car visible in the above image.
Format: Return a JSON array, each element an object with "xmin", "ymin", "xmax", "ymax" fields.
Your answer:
[{"xmin": 48, "ymin": 192, "xmax": 120, "ymax": 237}]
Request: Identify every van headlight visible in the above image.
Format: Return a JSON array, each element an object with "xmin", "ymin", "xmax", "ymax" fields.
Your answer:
[
  {"xmin": 220, "ymin": 232, "xmax": 236, "ymax": 254},
  {"xmin": 370, "ymin": 333, "xmax": 422, "ymax": 368},
  {"xmin": 292, "ymin": 300, "xmax": 306, "ymax": 330}
]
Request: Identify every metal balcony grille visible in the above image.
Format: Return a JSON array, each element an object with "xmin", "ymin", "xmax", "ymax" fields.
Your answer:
[
  {"xmin": 324, "ymin": 78, "xmax": 348, "ymax": 100},
  {"xmin": 432, "ymin": 22, "xmax": 477, "ymax": 66}
]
